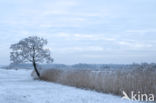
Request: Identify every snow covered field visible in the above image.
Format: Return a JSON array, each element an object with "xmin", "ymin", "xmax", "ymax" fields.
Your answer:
[{"xmin": 0, "ymin": 68, "xmax": 143, "ymax": 103}]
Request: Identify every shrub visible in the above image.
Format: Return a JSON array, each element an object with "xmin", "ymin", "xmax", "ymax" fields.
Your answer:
[{"xmin": 32, "ymin": 67, "xmax": 156, "ymax": 99}]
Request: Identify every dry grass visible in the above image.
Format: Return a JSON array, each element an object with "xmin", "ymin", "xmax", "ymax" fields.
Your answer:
[{"xmin": 32, "ymin": 68, "xmax": 156, "ymax": 98}]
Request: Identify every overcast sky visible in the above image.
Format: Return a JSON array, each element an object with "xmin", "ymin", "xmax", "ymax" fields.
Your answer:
[{"xmin": 0, "ymin": 0, "xmax": 156, "ymax": 65}]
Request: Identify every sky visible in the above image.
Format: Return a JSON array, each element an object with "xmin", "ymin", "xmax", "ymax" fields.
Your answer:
[{"xmin": 0, "ymin": 0, "xmax": 156, "ymax": 65}]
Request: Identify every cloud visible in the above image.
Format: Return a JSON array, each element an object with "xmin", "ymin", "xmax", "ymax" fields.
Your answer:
[
  {"xmin": 126, "ymin": 29, "xmax": 156, "ymax": 34},
  {"xmin": 54, "ymin": 46, "xmax": 104, "ymax": 53},
  {"xmin": 57, "ymin": 33, "xmax": 116, "ymax": 41},
  {"xmin": 0, "ymin": 0, "xmax": 156, "ymax": 64},
  {"xmin": 42, "ymin": 0, "xmax": 78, "ymax": 16},
  {"xmin": 118, "ymin": 41, "xmax": 152, "ymax": 49}
]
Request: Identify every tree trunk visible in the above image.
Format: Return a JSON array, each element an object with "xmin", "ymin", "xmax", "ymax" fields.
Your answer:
[
  {"xmin": 32, "ymin": 46, "xmax": 40, "ymax": 78},
  {"xmin": 33, "ymin": 61, "xmax": 40, "ymax": 78}
]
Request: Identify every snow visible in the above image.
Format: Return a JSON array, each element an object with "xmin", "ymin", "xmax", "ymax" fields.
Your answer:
[{"xmin": 0, "ymin": 69, "xmax": 143, "ymax": 103}]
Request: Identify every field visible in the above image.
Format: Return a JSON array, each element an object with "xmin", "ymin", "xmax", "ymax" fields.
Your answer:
[
  {"xmin": 32, "ymin": 63, "xmax": 156, "ymax": 101},
  {"xmin": 0, "ymin": 68, "xmax": 142, "ymax": 103},
  {"xmin": 3, "ymin": 63, "xmax": 155, "ymax": 102}
]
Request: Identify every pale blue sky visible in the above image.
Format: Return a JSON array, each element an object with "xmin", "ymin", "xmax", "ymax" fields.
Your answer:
[{"xmin": 0, "ymin": 0, "xmax": 156, "ymax": 65}]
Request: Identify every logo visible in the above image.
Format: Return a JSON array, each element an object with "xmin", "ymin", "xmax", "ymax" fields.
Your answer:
[{"xmin": 122, "ymin": 91, "xmax": 155, "ymax": 102}]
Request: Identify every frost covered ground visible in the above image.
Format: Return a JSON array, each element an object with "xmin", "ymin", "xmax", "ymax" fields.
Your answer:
[{"xmin": 0, "ymin": 68, "xmax": 143, "ymax": 103}]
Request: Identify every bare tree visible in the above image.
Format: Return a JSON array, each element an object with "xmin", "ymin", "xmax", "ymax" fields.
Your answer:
[{"xmin": 10, "ymin": 36, "xmax": 53, "ymax": 78}]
